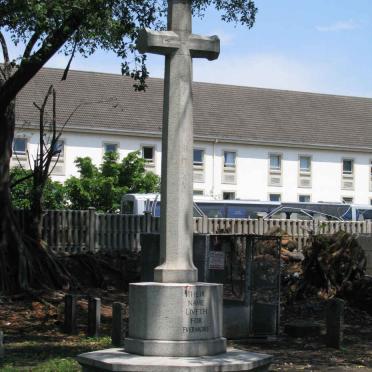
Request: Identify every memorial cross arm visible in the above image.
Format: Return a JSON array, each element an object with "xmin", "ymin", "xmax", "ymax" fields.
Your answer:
[
  {"xmin": 188, "ymin": 34, "xmax": 220, "ymax": 61},
  {"xmin": 137, "ymin": 28, "xmax": 220, "ymax": 61},
  {"xmin": 137, "ymin": 29, "xmax": 180, "ymax": 55}
]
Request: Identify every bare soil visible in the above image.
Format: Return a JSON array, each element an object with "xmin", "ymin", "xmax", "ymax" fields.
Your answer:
[
  {"xmin": 238, "ymin": 299, "xmax": 372, "ymax": 371},
  {"xmin": 0, "ymin": 289, "xmax": 371, "ymax": 371}
]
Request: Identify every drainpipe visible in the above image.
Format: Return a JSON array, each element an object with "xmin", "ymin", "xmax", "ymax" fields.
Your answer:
[{"xmin": 212, "ymin": 139, "xmax": 218, "ymax": 198}]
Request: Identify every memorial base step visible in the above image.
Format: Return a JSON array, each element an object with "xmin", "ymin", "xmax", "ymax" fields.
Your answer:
[
  {"xmin": 124, "ymin": 337, "xmax": 226, "ymax": 357},
  {"xmin": 77, "ymin": 347, "xmax": 273, "ymax": 371}
]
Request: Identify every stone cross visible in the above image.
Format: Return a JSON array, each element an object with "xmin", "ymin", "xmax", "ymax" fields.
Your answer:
[{"xmin": 138, "ymin": 0, "xmax": 220, "ymax": 283}]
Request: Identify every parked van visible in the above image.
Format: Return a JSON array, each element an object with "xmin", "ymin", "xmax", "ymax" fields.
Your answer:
[{"xmin": 121, "ymin": 193, "xmax": 372, "ymax": 221}]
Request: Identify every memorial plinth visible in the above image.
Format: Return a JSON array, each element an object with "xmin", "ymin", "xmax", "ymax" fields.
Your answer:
[{"xmin": 125, "ymin": 282, "xmax": 226, "ymax": 357}]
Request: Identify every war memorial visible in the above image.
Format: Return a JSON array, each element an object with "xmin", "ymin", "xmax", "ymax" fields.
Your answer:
[{"xmin": 77, "ymin": 0, "xmax": 272, "ymax": 370}]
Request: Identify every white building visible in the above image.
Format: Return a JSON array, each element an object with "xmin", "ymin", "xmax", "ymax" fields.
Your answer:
[{"xmin": 13, "ymin": 67, "xmax": 372, "ymax": 205}]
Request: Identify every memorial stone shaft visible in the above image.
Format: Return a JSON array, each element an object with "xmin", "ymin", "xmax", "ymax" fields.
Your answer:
[{"xmin": 138, "ymin": 0, "xmax": 220, "ymax": 283}]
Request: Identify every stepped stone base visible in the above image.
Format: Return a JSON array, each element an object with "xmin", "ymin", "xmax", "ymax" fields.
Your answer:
[{"xmin": 77, "ymin": 347, "xmax": 273, "ymax": 371}]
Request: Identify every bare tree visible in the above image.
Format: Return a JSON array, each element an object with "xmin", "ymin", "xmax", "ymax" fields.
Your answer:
[
  {"xmin": 29, "ymin": 85, "xmax": 63, "ymax": 243},
  {"xmin": 2, "ymin": 85, "xmax": 75, "ymax": 293}
]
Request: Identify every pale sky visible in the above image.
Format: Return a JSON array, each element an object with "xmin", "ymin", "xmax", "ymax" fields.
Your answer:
[{"xmin": 4, "ymin": 0, "xmax": 372, "ymax": 97}]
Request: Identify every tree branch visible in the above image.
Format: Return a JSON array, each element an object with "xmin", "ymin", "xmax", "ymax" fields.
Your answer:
[
  {"xmin": 23, "ymin": 31, "xmax": 41, "ymax": 60},
  {"xmin": 0, "ymin": 12, "xmax": 84, "ymax": 112},
  {"xmin": 47, "ymin": 152, "xmax": 61, "ymax": 178},
  {"xmin": 37, "ymin": 85, "xmax": 53, "ymax": 173},
  {"xmin": 62, "ymin": 32, "xmax": 79, "ymax": 81},
  {"xmin": 11, "ymin": 173, "xmax": 34, "ymax": 189},
  {"xmin": 0, "ymin": 31, "xmax": 9, "ymax": 63}
]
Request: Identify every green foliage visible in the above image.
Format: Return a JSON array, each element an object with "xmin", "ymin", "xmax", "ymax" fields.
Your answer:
[
  {"xmin": 119, "ymin": 151, "xmax": 160, "ymax": 193},
  {"xmin": 192, "ymin": 0, "xmax": 257, "ymax": 27},
  {"xmin": 64, "ymin": 150, "xmax": 160, "ymax": 212},
  {"xmin": 0, "ymin": 1, "xmax": 256, "ymax": 91},
  {"xmin": 10, "ymin": 167, "xmax": 66, "ymax": 210},
  {"xmin": 0, "ymin": 0, "xmax": 163, "ymax": 88}
]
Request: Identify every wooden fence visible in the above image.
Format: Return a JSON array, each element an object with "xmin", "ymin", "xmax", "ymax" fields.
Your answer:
[{"xmin": 15, "ymin": 209, "xmax": 372, "ymax": 254}]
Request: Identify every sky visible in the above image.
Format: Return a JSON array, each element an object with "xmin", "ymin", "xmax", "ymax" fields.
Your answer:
[{"xmin": 4, "ymin": 0, "xmax": 372, "ymax": 97}]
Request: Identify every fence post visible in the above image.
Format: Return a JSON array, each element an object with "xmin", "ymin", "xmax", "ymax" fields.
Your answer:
[
  {"xmin": 202, "ymin": 215, "xmax": 208, "ymax": 234},
  {"xmin": 258, "ymin": 217, "xmax": 264, "ymax": 235},
  {"xmin": 64, "ymin": 294, "xmax": 78, "ymax": 334},
  {"xmin": 0, "ymin": 330, "xmax": 4, "ymax": 359},
  {"xmin": 88, "ymin": 297, "xmax": 101, "ymax": 338},
  {"xmin": 144, "ymin": 212, "xmax": 152, "ymax": 233},
  {"xmin": 88, "ymin": 207, "xmax": 96, "ymax": 253},
  {"xmin": 111, "ymin": 302, "xmax": 125, "ymax": 346},
  {"xmin": 326, "ymin": 298, "xmax": 344, "ymax": 349}
]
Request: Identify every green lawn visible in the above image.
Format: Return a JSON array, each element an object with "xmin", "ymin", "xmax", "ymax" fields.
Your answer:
[{"xmin": 0, "ymin": 335, "xmax": 112, "ymax": 371}]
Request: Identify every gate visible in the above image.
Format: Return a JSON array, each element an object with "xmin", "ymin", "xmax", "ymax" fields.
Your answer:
[
  {"xmin": 246, "ymin": 235, "xmax": 281, "ymax": 335},
  {"xmin": 207, "ymin": 234, "xmax": 281, "ymax": 337}
]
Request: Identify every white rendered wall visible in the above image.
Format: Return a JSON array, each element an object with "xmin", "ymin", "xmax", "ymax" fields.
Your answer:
[
  {"xmin": 16, "ymin": 130, "xmax": 162, "ymax": 183},
  {"xmin": 14, "ymin": 129, "xmax": 372, "ymax": 204}
]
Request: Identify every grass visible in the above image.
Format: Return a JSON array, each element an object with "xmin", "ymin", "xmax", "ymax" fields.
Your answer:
[{"xmin": 0, "ymin": 335, "xmax": 112, "ymax": 371}]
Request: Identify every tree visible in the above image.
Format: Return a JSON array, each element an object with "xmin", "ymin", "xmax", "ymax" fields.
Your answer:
[
  {"xmin": 0, "ymin": 0, "xmax": 257, "ymax": 293},
  {"xmin": 65, "ymin": 150, "xmax": 160, "ymax": 212},
  {"xmin": 6, "ymin": 85, "xmax": 73, "ymax": 291},
  {"xmin": 10, "ymin": 167, "xmax": 65, "ymax": 210}
]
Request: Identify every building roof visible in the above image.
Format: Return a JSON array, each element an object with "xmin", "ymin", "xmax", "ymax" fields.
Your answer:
[{"xmin": 16, "ymin": 67, "xmax": 372, "ymax": 152}]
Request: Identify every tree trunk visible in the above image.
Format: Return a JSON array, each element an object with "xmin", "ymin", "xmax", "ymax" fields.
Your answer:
[
  {"xmin": 0, "ymin": 82, "xmax": 73, "ymax": 294},
  {"xmin": 0, "ymin": 92, "xmax": 29, "ymax": 292}
]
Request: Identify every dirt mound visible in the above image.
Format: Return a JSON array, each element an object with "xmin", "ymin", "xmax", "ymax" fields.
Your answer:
[{"xmin": 58, "ymin": 252, "xmax": 140, "ymax": 290}]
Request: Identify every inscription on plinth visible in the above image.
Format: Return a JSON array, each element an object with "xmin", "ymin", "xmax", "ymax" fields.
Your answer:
[
  {"xmin": 127, "ymin": 283, "xmax": 223, "ymax": 341},
  {"xmin": 183, "ymin": 288, "xmax": 209, "ymax": 334}
]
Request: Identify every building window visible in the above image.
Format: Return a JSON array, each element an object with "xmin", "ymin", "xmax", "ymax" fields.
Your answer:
[
  {"xmin": 222, "ymin": 151, "xmax": 236, "ymax": 184},
  {"xmin": 299, "ymin": 156, "xmax": 311, "ymax": 173},
  {"xmin": 193, "ymin": 190, "xmax": 204, "ymax": 196},
  {"xmin": 342, "ymin": 159, "xmax": 353, "ymax": 175},
  {"xmin": 299, "ymin": 195, "xmax": 310, "ymax": 203},
  {"xmin": 50, "ymin": 140, "xmax": 65, "ymax": 176},
  {"xmin": 52, "ymin": 140, "xmax": 64, "ymax": 158},
  {"xmin": 269, "ymin": 193, "xmax": 281, "ymax": 202},
  {"xmin": 342, "ymin": 197, "xmax": 353, "ymax": 204},
  {"xmin": 193, "ymin": 149, "xmax": 204, "ymax": 167},
  {"xmin": 104, "ymin": 143, "xmax": 118, "ymax": 153},
  {"xmin": 298, "ymin": 155, "xmax": 312, "ymax": 188},
  {"xmin": 268, "ymin": 154, "xmax": 282, "ymax": 186},
  {"xmin": 142, "ymin": 146, "xmax": 155, "ymax": 163},
  {"xmin": 342, "ymin": 159, "xmax": 354, "ymax": 190},
  {"xmin": 224, "ymin": 151, "xmax": 236, "ymax": 168},
  {"xmin": 13, "ymin": 138, "xmax": 27, "ymax": 155},
  {"xmin": 193, "ymin": 149, "xmax": 205, "ymax": 183},
  {"xmin": 223, "ymin": 192, "xmax": 235, "ymax": 200},
  {"xmin": 269, "ymin": 154, "xmax": 281, "ymax": 172}
]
